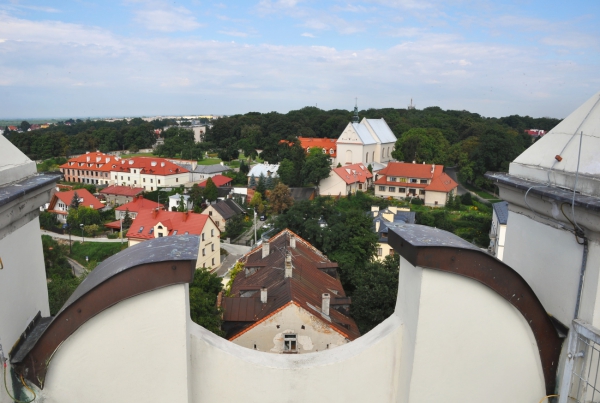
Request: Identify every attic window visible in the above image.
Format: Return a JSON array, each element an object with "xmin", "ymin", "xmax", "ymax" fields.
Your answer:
[
  {"xmin": 240, "ymin": 290, "xmax": 258, "ymax": 297},
  {"xmin": 138, "ymin": 226, "xmax": 144, "ymax": 233},
  {"xmin": 149, "ymin": 228, "xmax": 154, "ymax": 234},
  {"xmin": 172, "ymin": 230, "xmax": 178, "ymax": 235},
  {"xmin": 283, "ymin": 334, "xmax": 297, "ymax": 353},
  {"xmin": 185, "ymin": 231, "xmax": 189, "ymax": 235},
  {"xmin": 158, "ymin": 225, "xmax": 163, "ymax": 229}
]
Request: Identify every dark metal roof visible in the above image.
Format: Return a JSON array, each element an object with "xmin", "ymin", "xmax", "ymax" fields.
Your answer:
[
  {"xmin": 224, "ymin": 229, "xmax": 361, "ymax": 340},
  {"xmin": 485, "ymin": 171, "xmax": 600, "ymax": 212},
  {"xmin": 387, "ymin": 223, "xmax": 564, "ymax": 395},
  {"xmin": 288, "ymin": 187, "xmax": 316, "ymax": 201},
  {"xmin": 212, "ymin": 199, "xmax": 245, "ymax": 221},
  {"xmin": 11, "ymin": 235, "xmax": 199, "ymax": 389},
  {"xmin": 0, "ymin": 173, "xmax": 61, "ymax": 208},
  {"xmin": 493, "ymin": 201, "xmax": 509, "ymax": 225}
]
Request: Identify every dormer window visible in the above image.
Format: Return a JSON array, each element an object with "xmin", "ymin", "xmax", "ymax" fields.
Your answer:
[
  {"xmin": 158, "ymin": 225, "xmax": 163, "ymax": 229},
  {"xmin": 138, "ymin": 226, "xmax": 144, "ymax": 233}
]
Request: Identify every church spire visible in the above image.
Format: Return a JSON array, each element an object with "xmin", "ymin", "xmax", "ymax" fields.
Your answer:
[{"xmin": 352, "ymin": 98, "xmax": 359, "ymax": 123}]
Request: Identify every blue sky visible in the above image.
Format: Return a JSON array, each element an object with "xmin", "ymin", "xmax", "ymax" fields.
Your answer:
[{"xmin": 0, "ymin": 0, "xmax": 599, "ymax": 119}]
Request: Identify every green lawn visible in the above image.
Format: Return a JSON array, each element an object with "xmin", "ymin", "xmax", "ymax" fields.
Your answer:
[
  {"xmin": 70, "ymin": 241, "xmax": 127, "ymax": 266},
  {"xmin": 124, "ymin": 152, "xmax": 154, "ymax": 157},
  {"xmin": 462, "ymin": 182, "xmax": 500, "ymax": 200},
  {"xmin": 196, "ymin": 158, "xmax": 222, "ymax": 165}
]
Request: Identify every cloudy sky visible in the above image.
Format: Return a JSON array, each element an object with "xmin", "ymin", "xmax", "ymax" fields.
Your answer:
[{"xmin": 0, "ymin": 0, "xmax": 599, "ymax": 119}]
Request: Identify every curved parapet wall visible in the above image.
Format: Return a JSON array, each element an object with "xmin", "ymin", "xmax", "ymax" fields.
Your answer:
[
  {"xmin": 387, "ymin": 223, "xmax": 564, "ymax": 395},
  {"xmin": 10, "ymin": 235, "xmax": 200, "ymax": 388}
]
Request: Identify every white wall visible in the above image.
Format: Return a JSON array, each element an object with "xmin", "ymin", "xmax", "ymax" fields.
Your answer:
[
  {"xmin": 319, "ymin": 173, "xmax": 348, "ymax": 196},
  {"xmin": 399, "ymin": 258, "xmax": 545, "ymax": 402},
  {"xmin": 42, "ymin": 285, "xmax": 191, "ymax": 403},
  {"xmin": 232, "ymin": 303, "xmax": 349, "ymax": 353},
  {"xmin": 423, "ymin": 190, "xmax": 448, "ymax": 206}
]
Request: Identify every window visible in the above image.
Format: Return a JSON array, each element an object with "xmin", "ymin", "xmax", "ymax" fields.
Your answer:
[
  {"xmin": 184, "ymin": 231, "xmax": 189, "ymax": 235},
  {"xmin": 388, "ymin": 187, "xmax": 396, "ymax": 192},
  {"xmin": 378, "ymin": 186, "xmax": 385, "ymax": 191},
  {"xmin": 115, "ymin": 175, "xmax": 118, "ymax": 179},
  {"xmin": 420, "ymin": 179, "xmax": 428, "ymax": 184},
  {"xmin": 329, "ymin": 148, "xmax": 334, "ymax": 154},
  {"xmin": 410, "ymin": 178, "xmax": 417, "ymax": 183},
  {"xmin": 158, "ymin": 225, "xmax": 163, "ymax": 229},
  {"xmin": 138, "ymin": 226, "xmax": 144, "ymax": 233},
  {"xmin": 143, "ymin": 178, "xmax": 146, "ymax": 182},
  {"xmin": 134, "ymin": 180, "xmax": 137, "ymax": 184},
  {"xmin": 399, "ymin": 178, "xmax": 407, "ymax": 183},
  {"xmin": 158, "ymin": 180, "xmax": 161, "ymax": 184},
  {"xmin": 211, "ymin": 244, "xmax": 215, "ymax": 252},
  {"xmin": 283, "ymin": 334, "xmax": 297, "ymax": 353},
  {"xmin": 211, "ymin": 229, "xmax": 214, "ymax": 237},
  {"xmin": 389, "ymin": 249, "xmax": 395, "ymax": 256},
  {"xmin": 212, "ymin": 258, "xmax": 215, "ymax": 265},
  {"xmin": 158, "ymin": 233, "xmax": 163, "ymax": 237},
  {"xmin": 151, "ymin": 187, "xmax": 153, "ymax": 190},
  {"xmin": 121, "ymin": 176, "xmax": 123, "ymax": 180},
  {"xmin": 134, "ymin": 170, "xmax": 136, "ymax": 174},
  {"xmin": 128, "ymin": 177, "xmax": 130, "ymax": 181},
  {"xmin": 202, "ymin": 233, "xmax": 205, "ymax": 241},
  {"xmin": 149, "ymin": 228, "xmax": 154, "ymax": 234},
  {"xmin": 208, "ymin": 211, "xmax": 212, "ymax": 216},
  {"xmin": 172, "ymin": 230, "xmax": 178, "ymax": 235},
  {"xmin": 202, "ymin": 248, "xmax": 205, "ymax": 256},
  {"xmin": 419, "ymin": 190, "xmax": 425, "ymax": 195},
  {"xmin": 389, "ymin": 177, "xmax": 397, "ymax": 182},
  {"xmin": 377, "ymin": 248, "xmax": 382, "ymax": 256},
  {"xmin": 151, "ymin": 179, "xmax": 153, "ymax": 183},
  {"xmin": 203, "ymin": 263, "xmax": 206, "ymax": 268},
  {"xmin": 399, "ymin": 187, "xmax": 406, "ymax": 193},
  {"xmin": 176, "ymin": 178, "xmax": 179, "ymax": 183},
  {"xmin": 358, "ymin": 184, "xmax": 362, "ymax": 190}
]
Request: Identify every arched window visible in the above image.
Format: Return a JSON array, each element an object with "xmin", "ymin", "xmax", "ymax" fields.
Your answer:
[
  {"xmin": 366, "ymin": 153, "xmax": 369, "ymax": 163},
  {"xmin": 330, "ymin": 148, "xmax": 334, "ymax": 154}
]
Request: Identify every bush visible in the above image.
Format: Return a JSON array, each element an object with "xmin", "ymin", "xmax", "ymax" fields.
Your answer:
[
  {"xmin": 410, "ymin": 198, "xmax": 423, "ymax": 205},
  {"xmin": 460, "ymin": 192, "xmax": 473, "ymax": 205}
]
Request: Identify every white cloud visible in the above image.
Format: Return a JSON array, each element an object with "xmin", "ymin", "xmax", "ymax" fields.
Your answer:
[
  {"xmin": 131, "ymin": 2, "xmax": 202, "ymax": 32},
  {"xmin": 219, "ymin": 30, "xmax": 250, "ymax": 38},
  {"xmin": 0, "ymin": 11, "xmax": 597, "ymax": 119},
  {"xmin": 301, "ymin": 32, "xmax": 315, "ymax": 38}
]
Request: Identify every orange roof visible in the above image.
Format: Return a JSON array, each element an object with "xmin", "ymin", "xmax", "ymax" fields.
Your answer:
[
  {"xmin": 198, "ymin": 174, "xmax": 232, "ymax": 187},
  {"xmin": 116, "ymin": 196, "xmax": 160, "ymax": 213},
  {"xmin": 100, "ymin": 185, "xmax": 144, "ymax": 197},
  {"xmin": 332, "ymin": 162, "xmax": 373, "ymax": 185},
  {"xmin": 48, "ymin": 188, "xmax": 104, "ymax": 213},
  {"xmin": 60, "ymin": 152, "xmax": 120, "ymax": 172},
  {"xmin": 374, "ymin": 162, "xmax": 458, "ymax": 192},
  {"xmin": 126, "ymin": 209, "xmax": 215, "ymax": 240},
  {"xmin": 298, "ymin": 137, "xmax": 337, "ymax": 157},
  {"xmin": 111, "ymin": 157, "xmax": 188, "ymax": 176}
]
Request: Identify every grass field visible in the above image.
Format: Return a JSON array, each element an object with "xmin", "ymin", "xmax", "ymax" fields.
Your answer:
[
  {"xmin": 123, "ymin": 152, "xmax": 154, "ymax": 157},
  {"xmin": 196, "ymin": 158, "xmax": 222, "ymax": 165},
  {"xmin": 70, "ymin": 241, "xmax": 127, "ymax": 266}
]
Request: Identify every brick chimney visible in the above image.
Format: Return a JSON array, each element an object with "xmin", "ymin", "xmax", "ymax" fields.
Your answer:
[
  {"xmin": 284, "ymin": 252, "xmax": 292, "ymax": 278},
  {"xmin": 152, "ymin": 208, "xmax": 159, "ymax": 219},
  {"xmin": 182, "ymin": 211, "xmax": 188, "ymax": 222},
  {"xmin": 322, "ymin": 293, "xmax": 330, "ymax": 316},
  {"xmin": 262, "ymin": 241, "xmax": 270, "ymax": 258},
  {"xmin": 260, "ymin": 287, "xmax": 267, "ymax": 304}
]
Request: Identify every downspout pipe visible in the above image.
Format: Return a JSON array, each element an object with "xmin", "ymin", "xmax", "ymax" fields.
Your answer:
[{"xmin": 574, "ymin": 235, "xmax": 589, "ymax": 319}]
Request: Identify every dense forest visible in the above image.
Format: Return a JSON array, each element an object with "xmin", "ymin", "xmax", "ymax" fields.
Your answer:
[{"xmin": 5, "ymin": 106, "xmax": 561, "ymax": 188}]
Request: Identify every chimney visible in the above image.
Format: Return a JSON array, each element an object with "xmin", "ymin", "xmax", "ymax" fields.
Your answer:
[
  {"xmin": 106, "ymin": 157, "xmax": 110, "ymax": 163},
  {"xmin": 412, "ymin": 160, "xmax": 416, "ymax": 164},
  {"xmin": 284, "ymin": 253, "xmax": 293, "ymax": 278},
  {"xmin": 161, "ymin": 162, "xmax": 166, "ymax": 167},
  {"xmin": 290, "ymin": 234, "xmax": 296, "ymax": 248},
  {"xmin": 431, "ymin": 164, "xmax": 435, "ymax": 173},
  {"xmin": 260, "ymin": 287, "xmax": 267, "ymax": 304},
  {"xmin": 152, "ymin": 208, "xmax": 159, "ymax": 219},
  {"xmin": 262, "ymin": 241, "xmax": 270, "ymax": 258},
  {"xmin": 87, "ymin": 156, "xmax": 90, "ymax": 162},
  {"xmin": 322, "ymin": 293, "xmax": 330, "ymax": 316}
]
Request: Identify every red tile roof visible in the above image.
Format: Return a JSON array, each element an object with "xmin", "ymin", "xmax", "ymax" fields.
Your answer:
[
  {"xmin": 298, "ymin": 137, "xmax": 337, "ymax": 158},
  {"xmin": 198, "ymin": 174, "xmax": 232, "ymax": 187},
  {"xmin": 48, "ymin": 189, "xmax": 104, "ymax": 214},
  {"xmin": 374, "ymin": 162, "xmax": 458, "ymax": 192},
  {"xmin": 224, "ymin": 229, "xmax": 360, "ymax": 341},
  {"xmin": 100, "ymin": 185, "xmax": 144, "ymax": 197},
  {"xmin": 116, "ymin": 196, "xmax": 160, "ymax": 213},
  {"xmin": 126, "ymin": 209, "xmax": 213, "ymax": 241},
  {"xmin": 60, "ymin": 152, "xmax": 120, "ymax": 172},
  {"xmin": 332, "ymin": 162, "xmax": 373, "ymax": 184},
  {"xmin": 111, "ymin": 157, "xmax": 188, "ymax": 176}
]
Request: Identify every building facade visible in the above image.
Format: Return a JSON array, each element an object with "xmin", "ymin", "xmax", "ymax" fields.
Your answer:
[
  {"xmin": 374, "ymin": 162, "xmax": 457, "ymax": 206},
  {"xmin": 336, "ymin": 116, "xmax": 396, "ymax": 166},
  {"xmin": 318, "ymin": 162, "xmax": 372, "ymax": 196}
]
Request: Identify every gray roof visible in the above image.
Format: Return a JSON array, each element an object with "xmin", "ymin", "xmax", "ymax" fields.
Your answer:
[
  {"xmin": 212, "ymin": 199, "xmax": 245, "ymax": 220},
  {"xmin": 493, "ymin": 201, "xmax": 509, "ymax": 225},
  {"xmin": 370, "ymin": 208, "xmax": 416, "ymax": 242},
  {"xmin": 289, "ymin": 187, "xmax": 316, "ymax": 201},
  {"xmin": 365, "ymin": 118, "xmax": 397, "ymax": 144},
  {"xmin": 351, "ymin": 123, "xmax": 377, "ymax": 145},
  {"xmin": 193, "ymin": 164, "xmax": 231, "ymax": 174}
]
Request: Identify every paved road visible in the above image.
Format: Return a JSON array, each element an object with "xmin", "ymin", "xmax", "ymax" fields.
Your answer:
[
  {"xmin": 66, "ymin": 257, "xmax": 87, "ymax": 278},
  {"xmin": 214, "ymin": 243, "xmax": 251, "ymax": 277},
  {"xmin": 41, "ymin": 229, "xmax": 124, "ymax": 243}
]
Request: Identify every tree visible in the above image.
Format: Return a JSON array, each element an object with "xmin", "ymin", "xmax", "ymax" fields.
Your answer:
[
  {"xmin": 189, "ymin": 184, "xmax": 204, "ymax": 211},
  {"xmin": 204, "ymin": 178, "xmax": 218, "ymax": 202},
  {"xmin": 20, "ymin": 121, "xmax": 31, "ymax": 132},
  {"xmin": 249, "ymin": 174, "xmax": 257, "ymax": 187},
  {"xmin": 277, "ymin": 159, "xmax": 296, "ymax": 186},
  {"xmin": 177, "ymin": 194, "xmax": 187, "ymax": 212},
  {"xmin": 67, "ymin": 205, "xmax": 101, "ymax": 228},
  {"xmin": 188, "ymin": 268, "xmax": 224, "ymax": 336},
  {"xmin": 40, "ymin": 211, "xmax": 59, "ymax": 230},
  {"xmin": 256, "ymin": 173, "xmax": 266, "ymax": 196},
  {"xmin": 391, "ymin": 128, "xmax": 450, "ymax": 164},
  {"xmin": 460, "ymin": 192, "xmax": 473, "ymax": 205},
  {"xmin": 224, "ymin": 214, "xmax": 245, "ymax": 239},
  {"xmin": 349, "ymin": 254, "xmax": 399, "ymax": 333},
  {"xmin": 70, "ymin": 191, "xmax": 81, "ymax": 209},
  {"xmin": 302, "ymin": 147, "xmax": 331, "ymax": 186},
  {"xmin": 367, "ymin": 164, "xmax": 373, "ymax": 173},
  {"xmin": 249, "ymin": 191, "xmax": 265, "ymax": 214},
  {"xmin": 268, "ymin": 183, "xmax": 294, "ymax": 214},
  {"xmin": 122, "ymin": 209, "xmax": 133, "ymax": 230}
]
